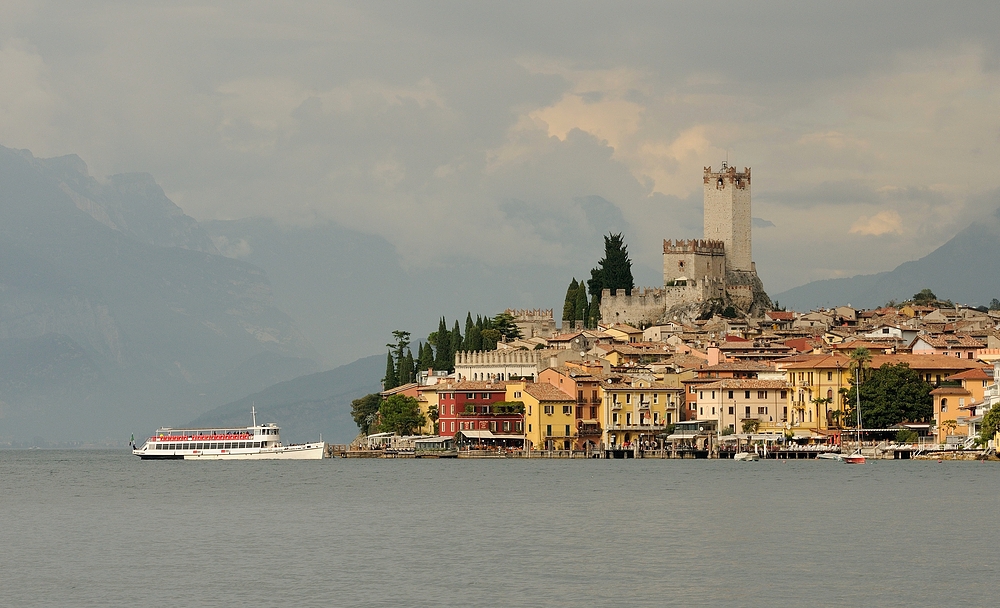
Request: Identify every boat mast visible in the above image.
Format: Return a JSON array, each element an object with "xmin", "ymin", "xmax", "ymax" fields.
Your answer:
[
  {"xmin": 252, "ymin": 404, "xmax": 257, "ymax": 428},
  {"xmin": 855, "ymin": 366, "xmax": 862, "ymax": 452}
]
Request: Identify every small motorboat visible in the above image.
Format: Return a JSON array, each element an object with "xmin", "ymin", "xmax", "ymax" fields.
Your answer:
[
  {"xmin": 817, "ymin": 453, "xmax": 843, "ymax": 461},
  {"xmin": 733, "ymin": 452, "xmax": 760, "ymax": 461},
  {"xmin": 842, "ymin": 450, "xmax": 866, "ymax": 464}
]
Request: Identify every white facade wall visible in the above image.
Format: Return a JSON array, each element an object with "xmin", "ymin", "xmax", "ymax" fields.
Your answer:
[{"xmin": 454, "ymin": 350, "xmax": 541, "ymax": 382}]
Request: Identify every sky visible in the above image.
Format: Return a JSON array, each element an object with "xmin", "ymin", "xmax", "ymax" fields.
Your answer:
[{"xmin": 2, "ymin": 1, "xmax": 1000, "ymax": 295}]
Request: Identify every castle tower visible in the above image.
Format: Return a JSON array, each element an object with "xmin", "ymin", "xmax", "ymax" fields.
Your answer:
[{"xmin": 703, "ymin": 163, "xmax": 752, "ymax": 272}]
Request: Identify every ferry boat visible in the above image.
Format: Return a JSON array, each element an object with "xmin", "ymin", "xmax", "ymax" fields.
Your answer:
[{"xmin": 132, "ymin": 409, "xmax": 327, "ymax": 460}]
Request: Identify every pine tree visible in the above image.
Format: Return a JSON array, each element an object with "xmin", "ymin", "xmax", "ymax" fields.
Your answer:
[
  {"xmin": 383, "ymin": 351, "xmax": 397, "ymax": 390},
  {"xmin": 562, "ymin": 278, "xmax": 579, "ymax": 323},
  {"xmin": 587, "ymin": 232, "xmax": 634, "ymax": 300}
]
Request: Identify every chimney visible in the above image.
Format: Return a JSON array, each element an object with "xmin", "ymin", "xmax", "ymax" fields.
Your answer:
[{"xmin": 708, "ymin": 346, "xmax": 721, "ymax": 366}]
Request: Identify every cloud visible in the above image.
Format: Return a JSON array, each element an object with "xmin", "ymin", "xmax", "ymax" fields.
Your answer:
[
  {"xmin": 850, "ymin": 210, "xmax": 904, "ymax": 236},
  {"xmin": 2, "ymin": 2, "xmax": 1000, "ymax": 299}
]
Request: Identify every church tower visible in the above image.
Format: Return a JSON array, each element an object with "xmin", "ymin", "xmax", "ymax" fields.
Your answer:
[{"xmin": 703, "ymin": 163, "xmax": 752, "ymax": 272}]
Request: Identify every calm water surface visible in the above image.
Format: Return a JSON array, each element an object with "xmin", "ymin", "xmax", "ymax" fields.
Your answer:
[{"xmin": 1, "ymin": 451, "xmax": 997, "ymax": 607}]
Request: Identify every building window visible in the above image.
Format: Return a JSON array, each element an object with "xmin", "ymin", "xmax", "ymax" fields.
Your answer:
[
  {"xmin": 711, "ymin": 391, "xmax": 715, "ymax": 399},
  {"xmin": 699, "ymin": 407, "xmax": 703, "ymax": 415},
  {"xmin": 546, "ymin": 425, "xmax": 552, "ymax": 437},
  {"xmin": 503, "ymin": 421, "xmax": 510, "ymax": 432},
  {"xmin": 626, "ymin": 394, "xmax": 631, "ymax": 404},
  {"xmin": 711, "ymin": 407, "xmax": 715, "ymax": 415},
  {"xmin": 827, "ymin": 371, "xmax": 833, "ymax": 381},
  {"xmin": 528, "ymin": 424, "xmax": 532, "ymax": 432},
  {"xmin": 745, "ymin": 391, "xmax": 751, "ymax": 399},
  {"xmin": 699, "ymin": 391, "xmax": 703, "ymax": 400},
  {"xmin": 941, "ymin": 398, "xmax": 948, "ymax": 413},
  {"xmin": 758, "ymin": 407, "xmax": 767, "ymax": 414},
  {"xmin": 578, "ymin": 390, "xmax": 584, "ymax": 401},
  {"xmin": 514, "ymin": 391, "xmax": 522, "ymax": 398},
  {"xmin": 544, "ymin": 405, "xmax": 554, "ymax": 414},
  {"xmin": 565, "ymin": 425, "xmax": 571, "ymax": 436},
  {"xmin": 728, "ymin": 390, "xmax": 734, "ymax": 399},
  {"xmin": 563, "ymin": 405, "xmax": 572, "ymax": 415},
  {"xmin": 728, "ymin": 406, "xmax": 734, "ymax": 415},
  {"xmin": 745, "ymin": 406, "xmax": 750, "ymax": 416},
  {"xmin": 654, "ymin": 412, "xmax": 660, "ymax": 424},
  {"xmin": 450, "ymin": 404, "xmax": 455, "ymax": 415},
  {"xmin": 653, "ymin": 394, "xmax": 658, "ymax": 404},
  {"xmin": 450, "ymin": 421, "xmax": 455, "ymax": 432},
  {"xmin": 758, "ymin": 391, "xmax": 766, "ymax": 399}
]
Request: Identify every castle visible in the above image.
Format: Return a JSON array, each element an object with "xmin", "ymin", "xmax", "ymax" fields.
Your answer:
[{"xmin": 600, "ymin": 163, "xmax": 771, "ymax": 326}]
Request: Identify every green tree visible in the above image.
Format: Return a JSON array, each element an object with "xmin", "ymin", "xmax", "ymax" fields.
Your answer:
[
  {"xmin": 428, "ymin": 404, "xmax": 440, "ymax": 434},
  {"xmin": 587, "ymin": 232, "xmax": 634, "ymax": 300},
  {"xmin": 978, "ymin": 402, "xmax": 1000, "ymax": 446},
  {"xmin": 846, "ymin": 363, "xmax": 933, "ymax": 429},
  {"xmin": 416, "ymin": 341, "xmax": 434, "ymax": 374},
  {"xmin": 849, "ymin": 346, "xmax": 872, "ymax": 383},
  {"xmin": 383, "ymin": 352, "xmax": 397, "ymax": 390},
  {"xmin": 465, "ymin": 324, "xmax": 482, "ymax": 351},
  {"xmin": 377, "ymin": 394, "xmax": 427, "ymax": 436},
  {"xmin": 588, "ymin": 292, "xmax": 601, "ymax": 328},
  {"xmin": 450, "ymin": 320, "xmax": 463, "ymax": 366},
  {"xmin": 481, "ymin": 328, "xmax": 500, "ymax": 350},
  {"xmin": 563, "ymin": 278, "xmax": 579, "ymax": 323},
  {"xmin": 433, "ymin": 317, "xmax": 451, "ymax": 371},
  {"xmin": 490, "ymin": 311, "xmax": 522, "ymax": 341},
  {"xmin": 990, "ymin": 298, "xmax": 1000, "ymax": 311},
  {"xmin": 400, "ymin": 348, "xmax": 415, "ymax": 385},
  {"xmin": 574, "ymin": 283, "xmax": 589, "ymax": 324},
  {"xmin": 912, "ymin": 288, "xmax": 937, "ymax": 304},
  {"xmin": 350, "ymin": 393, "xmax": 382, "ymax": 435}
]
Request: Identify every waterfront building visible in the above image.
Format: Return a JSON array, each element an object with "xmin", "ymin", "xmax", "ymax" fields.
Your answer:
[
  {"xmin": 694, "ymin": 379, "xmax": 789, "ymax": 435},
  {"xmin": 931, "ymin": 367, "xmax": 992, "ymax": 443},
  {"xmin": 508, "ymin": 381, "xmax": 576, "ymax": 451},
  {"xmin": 601, "ymin": 377, "xmax": 683, "ymax": 449},
  {"xmin": 434, "ymin": 381, "xmax": 514, "ymax": 438},
  {"xmin": 538, "ymin": 366, "xmax": 605, "ymax": 450}
]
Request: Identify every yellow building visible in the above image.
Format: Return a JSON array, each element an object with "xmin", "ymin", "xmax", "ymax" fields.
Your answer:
[
  {"xmin": 508, "ymin": 381, "xmax": 576, "ymax": 451},
  {"xmin": 779, "ymin": 353, "xmax": 981, "ymax": 433},
  {"xmin": 416, "ymin": 384, "xmax": 441, "ymax": 435},
  {"xmin": 931, "ymin": 367, "xmax": 991, "ymax": 443},
  {"xmin": 601, "ymin": 377, "xmax": 683, "ymax": 448}
]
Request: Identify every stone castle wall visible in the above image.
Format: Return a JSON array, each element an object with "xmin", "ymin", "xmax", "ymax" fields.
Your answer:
[
  {"xmin": 506, "ymin": 308, "xmax": 556, "ymax": 338},
  {"xmin": 662, "ymin": 239, "xmax": 726, "ymax": 284},
  {"xmin": 600, "ymin": 280, "xmax": 726, "ymax": 326}
]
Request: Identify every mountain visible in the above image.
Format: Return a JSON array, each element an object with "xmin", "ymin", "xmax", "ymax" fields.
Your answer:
[
  {"xmin": 184, "ymin": 354, "xmax": 384, "ymax": 444},
  {"xmin": 773, "ymin": 210, "xmax": 1000, "ymax": 310},
  {"xmin": 0, "ymin": 146, "xmax": 321, "ymax": 442}
]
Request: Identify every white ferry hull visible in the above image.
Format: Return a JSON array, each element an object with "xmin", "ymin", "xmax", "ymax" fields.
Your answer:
[{"xmin": 184, "ymin": 443, "xmax": 327, "ymax": 460}]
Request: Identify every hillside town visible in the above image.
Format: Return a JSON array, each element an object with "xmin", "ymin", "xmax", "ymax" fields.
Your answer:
[{"xmin": 354, "ymin": 164, "xmax": 1000, "ymax": 459}]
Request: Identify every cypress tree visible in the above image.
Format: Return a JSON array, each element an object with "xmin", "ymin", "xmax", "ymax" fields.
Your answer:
[
  {"xmin": 434, "ymin": 317, "xmax": 450, "ymax": 371},
  {"xmin": 466, "ymin": 324, "xmax": 482, "ymax": 351},
  {"xmin": 450, "ymin": 320, "xmax": 463, "ymax": 370},
  {"xmin": 417, "ymin": 341, "xmax": 433, "ymax": 372},
  {"xmin": 401, "ymin": 348, "xmax": 415, "ymax": 384},
  {"xmin": 574, "ymin": 284, "xmax": 589, "ymax": 324},
  {"xmin": 464, "ymin": 312, "xmax": 475, "ymax": 349},
  {"xmin": 562, "ymin": 278, "xmax": 579, "ymax": 323},
  {"xmin": 588, "ymin": 292, "xmax": 602, "ymax": 328},
  {"xmin": 383, "ymin": 351, "xmax": 397, "ymax": 390}
]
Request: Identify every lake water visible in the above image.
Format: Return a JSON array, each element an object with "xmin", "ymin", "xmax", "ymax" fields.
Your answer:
[{"xmin": 2, "ymin": 451, "xmax": 997, "ymax": 607}]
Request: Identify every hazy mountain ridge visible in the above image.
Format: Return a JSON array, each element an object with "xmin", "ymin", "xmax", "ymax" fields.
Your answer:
[
  {"xmin": 0, "ymin": 145, "xmax": 322, "ymax": 440},
  {"xmin": 774, "ymin": 209, "xmax": 1000, "ymax": 310},
  {"xmin": 185, "ymin": 354, "xmax": 384, "ymax": 444}
]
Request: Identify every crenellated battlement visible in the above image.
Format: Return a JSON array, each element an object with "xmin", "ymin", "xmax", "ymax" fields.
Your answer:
[
  {"xmin": 505, "ymin": 308, "xmax": 554, "ymax": 320},
  {"xmin": 703, "ymin": 164, "xmax": 750, "ymax": 189},
  {"xmin": 662, "ymin": 238, "xmax": 726, "ymax": 255}
]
